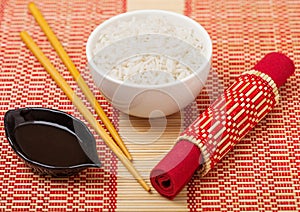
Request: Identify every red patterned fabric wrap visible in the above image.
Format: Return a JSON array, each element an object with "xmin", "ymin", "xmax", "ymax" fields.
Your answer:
[{"xmin": 177, "ymin": 70, "xmax": 279, "ymax": 176}]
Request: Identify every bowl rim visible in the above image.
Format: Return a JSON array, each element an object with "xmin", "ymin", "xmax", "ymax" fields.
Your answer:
[{"xmin": 86, "ymin": 9, "xmax": 212, "ymax": 89}]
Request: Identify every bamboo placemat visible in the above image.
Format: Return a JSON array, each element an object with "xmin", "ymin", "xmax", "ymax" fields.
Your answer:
[
  {"xmin": 117, "ymin": 0, "xmax": 300, "ymax": 211},
  {"xmin": 184, "ymin": 0, "xmax": 300, "ymax": 211},
  {"xmin": 0, "ymin": 0, "xmax": 125, "ymax": 211},
  {"xmin": 1, "ymin": 0, "xmax": 300, "ymax": 211}
]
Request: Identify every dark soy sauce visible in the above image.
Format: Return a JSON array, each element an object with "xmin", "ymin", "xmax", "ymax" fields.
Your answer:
[
  {"xmin": 14, "ymin": 122, "xmax": 92, "ymax": 167},
  {"xmin": 4, "ymin": 108, "xmax": 100, "ymax": 176}
]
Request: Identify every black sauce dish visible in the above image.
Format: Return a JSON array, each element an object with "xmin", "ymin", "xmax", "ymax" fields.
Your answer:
[{"xmin": 4, "ymin": 107, "xmax": 101, "ymax": 177}]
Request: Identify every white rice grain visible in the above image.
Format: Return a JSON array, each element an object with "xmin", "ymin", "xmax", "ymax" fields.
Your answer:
[{"xmin": 92, "ymin": 15, "xmax": 205, "ymax": 85}]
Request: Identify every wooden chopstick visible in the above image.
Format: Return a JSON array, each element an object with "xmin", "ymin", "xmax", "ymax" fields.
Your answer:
[
  {"xmin": 20, "ymin": 31, "xmax": 150, "ymax": 192},
  {"xmin": 28, "ymin": 2, "xmax": 132, "ymax": 160}
]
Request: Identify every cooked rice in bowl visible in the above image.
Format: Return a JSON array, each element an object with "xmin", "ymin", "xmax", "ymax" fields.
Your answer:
[
  {"xmin": 91, "ymin": 15, "xmax": 207, "ymax": 86},
  {"xmin": 86, "ymin": 10, "xmax": 212, "ymax": 117}
]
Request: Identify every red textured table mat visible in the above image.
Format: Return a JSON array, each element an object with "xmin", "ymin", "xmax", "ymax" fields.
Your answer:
[
  {"xmin": 185, "ymin": 0, "xmax": 300, "ymax": 211},
  {"xmin": 0, "ymin": 0, "xmax": 125, "ymax": 211}
]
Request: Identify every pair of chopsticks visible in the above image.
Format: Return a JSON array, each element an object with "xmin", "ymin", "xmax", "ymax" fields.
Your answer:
[
  {"xmin": 27, "ymin": 2, "xmax": 131, "ymax": 161},
  {"xmin": 21, "ymin": 2, "xmax": 150, "ymax": 192}
]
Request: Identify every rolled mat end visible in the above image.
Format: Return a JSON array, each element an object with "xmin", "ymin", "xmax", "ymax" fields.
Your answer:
[
  {"xmin": 150, "ymin": 140, "xmax": 203, "ymax": 199},
  {"xmin": 253, "ymin": 52, "xmax": 295, "ymax": 87}
]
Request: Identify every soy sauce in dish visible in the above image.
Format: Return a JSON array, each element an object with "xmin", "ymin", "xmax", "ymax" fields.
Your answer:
[
  {"xmin": 4, "ymin": 107, "xmax": 101, "ymax": 176},
  {"xmin": 14, "ymin": 121, "xmax": 92, "ymax": 167}
]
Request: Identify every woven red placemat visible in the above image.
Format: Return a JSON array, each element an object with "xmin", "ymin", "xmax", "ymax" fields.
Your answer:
[
  {"xmin": 0, "ymin": 0, "xmax": 125, "ymax": 211},
  {"xmin": 185, "ymin": 0, "xmax": 300, "ymax": 211}
]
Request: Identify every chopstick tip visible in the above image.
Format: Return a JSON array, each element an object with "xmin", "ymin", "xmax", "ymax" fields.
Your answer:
[
  {"xmin": 28, "ymin": 2, "xmax": 36, "ymax": 10},
  {"xmin": 127, "ymin": 154, "xmax": 133, "ymax": 161},
  {"xmin": 143, "ymin": 183, "xmax": 152, "ymax": 193},
  {"xmin": 20, "ymin": 31, "xmax": 28, "ymax": 39}
]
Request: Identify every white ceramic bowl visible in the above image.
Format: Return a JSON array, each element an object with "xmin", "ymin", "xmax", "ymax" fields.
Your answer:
[{"xmin": 86, "ymin": 10, "xmax": 212, "ymax": 118}]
